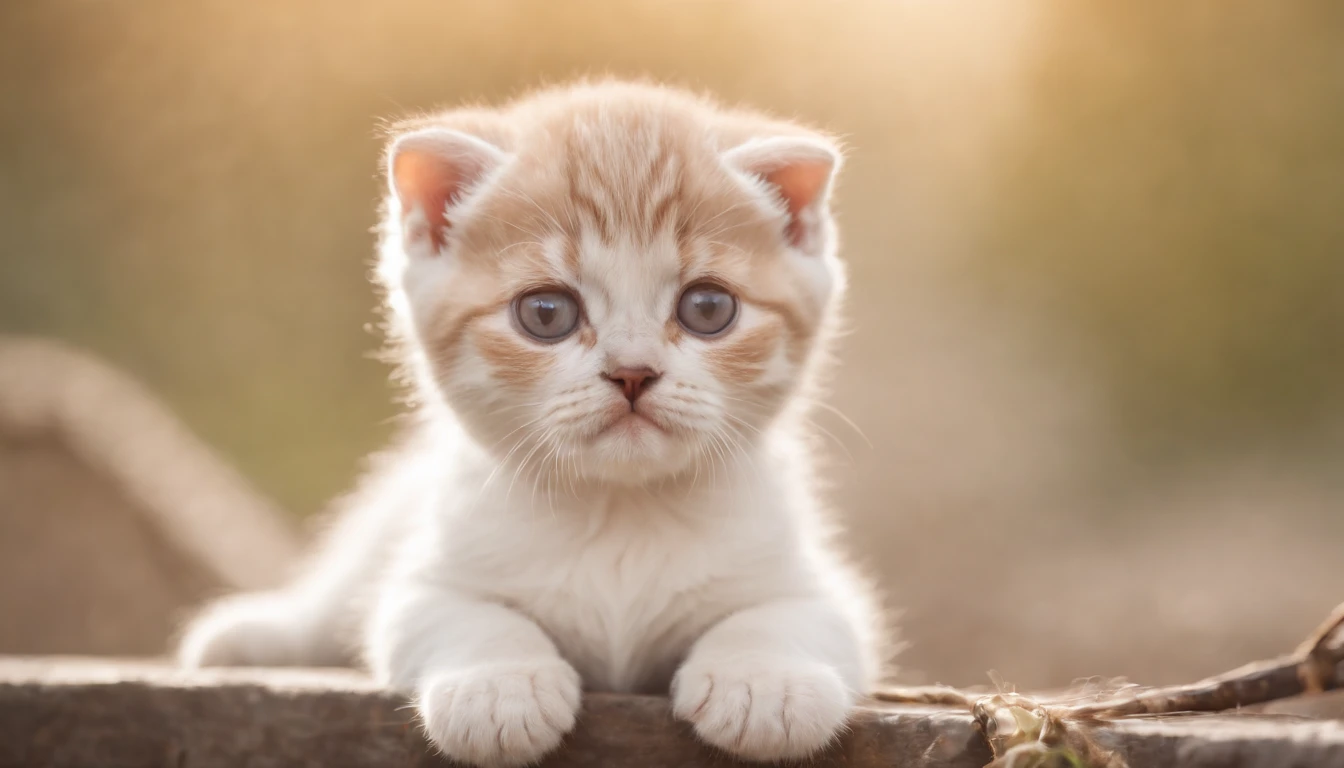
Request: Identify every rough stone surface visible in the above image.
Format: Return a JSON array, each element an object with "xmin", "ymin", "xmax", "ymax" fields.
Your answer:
[{"xmin": 2, "ymin": 658, "xmax": 1344, "ymax": 768}]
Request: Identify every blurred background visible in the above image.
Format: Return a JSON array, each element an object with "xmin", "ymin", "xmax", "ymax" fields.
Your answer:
[{"xmin": 1, "ymin": 1, "xmax": 1341, "ymax": 689}]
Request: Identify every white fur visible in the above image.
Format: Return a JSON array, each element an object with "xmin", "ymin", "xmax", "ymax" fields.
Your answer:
[
  {"xmin": 180, "ymin": 91, "xmax": 882, "ymax": 767},
  {"xmin": 182, "ymin": 418, "xmax": 878, "ymax": 765}
]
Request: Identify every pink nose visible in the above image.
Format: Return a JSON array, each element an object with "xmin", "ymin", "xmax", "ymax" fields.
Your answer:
[{"xmin": 606, "ymin": 366, "xmax": 660, "ymax": 403}]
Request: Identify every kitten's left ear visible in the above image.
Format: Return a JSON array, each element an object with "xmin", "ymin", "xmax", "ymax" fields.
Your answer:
[{"xmin": 723, "ymin": 136, "xmax": 841, "ymax": 255}]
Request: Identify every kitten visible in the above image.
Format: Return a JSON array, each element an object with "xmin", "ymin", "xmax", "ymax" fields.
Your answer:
[{"xmin": 179, "ymin": 81, "xmax": 887, "ymax": 766}]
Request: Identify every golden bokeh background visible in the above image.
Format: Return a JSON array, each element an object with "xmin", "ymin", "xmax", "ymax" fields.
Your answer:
[{"xmin": 3, "ymin": 1, "xmax": 1342, "ymax": 687}]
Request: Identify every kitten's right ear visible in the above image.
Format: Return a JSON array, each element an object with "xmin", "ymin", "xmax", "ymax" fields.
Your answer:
[{"xmin": 387, "ymin": 128, "xmax": 509, "ymax": 252}]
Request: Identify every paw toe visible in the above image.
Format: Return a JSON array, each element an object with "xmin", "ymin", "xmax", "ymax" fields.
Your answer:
[
  {"xmin": 672, "ymin": 655, "xmax": 851, "ymax": 761},
  {"xmin": 420, "ymin": 659, "xmax": 582, "ymax": 767}
]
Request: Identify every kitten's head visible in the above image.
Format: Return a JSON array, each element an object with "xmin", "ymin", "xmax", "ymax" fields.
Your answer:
[{"xmin": 378, "ymin": 82, "xmax": 845, "ymax": 485}]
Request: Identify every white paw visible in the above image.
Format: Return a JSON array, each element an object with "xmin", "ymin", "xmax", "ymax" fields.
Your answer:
[
  {"xmin": 177, "ymin": 593, "xmax": 309, "ymax": 668},
  {"xmin": 419, "ymin": 658, "xmax": 583, "ymax": 767},
  {"xmin": 671, "ymin": 654, "xmax": 852, "ymax": 761}
]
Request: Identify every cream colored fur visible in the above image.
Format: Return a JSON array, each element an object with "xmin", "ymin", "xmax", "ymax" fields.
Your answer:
[{"xmin": 179, "ymin": 81, "xmax": 888, "ymax": 766}]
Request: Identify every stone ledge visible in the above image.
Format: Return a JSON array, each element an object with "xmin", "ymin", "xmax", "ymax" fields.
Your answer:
[{"xmin": 2, "ymin": 657, "xmax": 1343, "ymax": 767}]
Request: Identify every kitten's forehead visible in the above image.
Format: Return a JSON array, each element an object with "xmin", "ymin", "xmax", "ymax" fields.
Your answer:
[
  {"xmin": 569, "ymin": 229, "xmax": 683, "ymax": 324},
  {"xmin": 499, "ymin": 97, "xmax": 766, "ymax": 247},
  {"xmin": 467, "ymin": 114, "xmax": 773, "ymax": 292}
]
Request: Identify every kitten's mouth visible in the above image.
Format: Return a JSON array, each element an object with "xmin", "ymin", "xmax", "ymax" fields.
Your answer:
[{"xmin": 595, "ymin": 408, "xmax": 667, "ymax": 438}]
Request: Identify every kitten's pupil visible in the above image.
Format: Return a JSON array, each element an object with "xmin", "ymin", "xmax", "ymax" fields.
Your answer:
[
  {"xmin": 535, "ymin": 299, "xmax": 556, "ymax": 327},
  {"xmin": 696, "ymin": 295, "xmax": 716, "ymax": 320},
  {"xmin": 696, "ymin": 293, "xmax": 728, "ymax": 323}
]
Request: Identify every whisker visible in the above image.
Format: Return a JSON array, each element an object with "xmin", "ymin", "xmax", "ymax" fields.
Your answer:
[
  {"xmin": 494, "ymin": 188, "xmax": 566, "ymax": 236},
  {"xmin": 800, "ymin": 397, "xmax": 872, "ymax": 449}
]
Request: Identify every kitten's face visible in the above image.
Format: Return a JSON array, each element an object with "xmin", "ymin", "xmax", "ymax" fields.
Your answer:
[{"xmin": 381, "ymin": 86, "xmax": 843, "ymax": 485}]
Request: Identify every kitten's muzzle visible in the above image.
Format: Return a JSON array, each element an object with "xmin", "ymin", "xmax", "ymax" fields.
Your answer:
[{"xmin": 605, "ymin": 366, "xmax": 660, "ymax": 404}]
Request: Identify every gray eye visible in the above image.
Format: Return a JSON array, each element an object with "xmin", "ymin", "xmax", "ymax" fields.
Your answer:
[
  {"xmin": 514, "ymin": 290, "xmax": 580, "ymax": 341},
  {"xmin": 676, "ymin": 284, "xmax": 738, "ymax": 337}
]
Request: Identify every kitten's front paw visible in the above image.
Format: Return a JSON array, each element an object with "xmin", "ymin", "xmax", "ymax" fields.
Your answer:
[
  {"xmin": 419, "ymin": 658, "xmax": 582, "ymax": 767},
  {"xmin": 672, "ymin": 654, "xmax": 852, "ymax": 761}
]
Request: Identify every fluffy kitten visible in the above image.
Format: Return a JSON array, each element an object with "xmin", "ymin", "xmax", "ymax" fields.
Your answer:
[{"xmin": 179, "ymin": 81, "xmax": 887, "ymax": 766}]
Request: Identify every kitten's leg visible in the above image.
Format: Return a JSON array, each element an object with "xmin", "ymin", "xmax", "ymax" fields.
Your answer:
[
  {"xmin": 671, "ymin": 598, "xmax": 868, "ymax": 761},
  {"xmin": 177, "ymin": 589, "xmax": 333, "ymax": 668},
  {"xmin": 366, "ymin": 583, "xmax": 582, "ymax": 768},
  {"xmin": 178, "ymin": 460, "xmax": 415, "ymax": 668}
]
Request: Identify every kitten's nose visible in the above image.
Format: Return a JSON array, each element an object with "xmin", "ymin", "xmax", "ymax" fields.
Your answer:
[{"xmin": 606, "ymin": 366, "xmax": 660, "ymax": 403}]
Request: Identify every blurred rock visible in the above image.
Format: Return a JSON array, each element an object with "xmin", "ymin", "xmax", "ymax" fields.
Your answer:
[{"xmin": 0, "ymin": 337, "xmax": 299, "ymax": 656}]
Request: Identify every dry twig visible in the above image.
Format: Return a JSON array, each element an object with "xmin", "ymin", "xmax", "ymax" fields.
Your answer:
[{"xmin": 873, "ymin": 599, "xmax": 1344, "ymax": 767}]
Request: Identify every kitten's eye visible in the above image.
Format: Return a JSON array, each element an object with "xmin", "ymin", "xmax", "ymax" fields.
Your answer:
[
  {"xmin": 676, "ymin": 284, "xmax": 738, "ymax": 337},
  {"xmin": 514, "ymin": 290, "xmax": 580, "ymax": 342}
]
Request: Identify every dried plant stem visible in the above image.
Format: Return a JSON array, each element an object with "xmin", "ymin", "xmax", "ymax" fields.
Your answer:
[
  {"xmin": 872, "ymin": 599, "xmax": 1344, "ymax": 767},
  {"xmin": 1066, "ymin": 599, "xmax": 1344, "ymax": 718}
]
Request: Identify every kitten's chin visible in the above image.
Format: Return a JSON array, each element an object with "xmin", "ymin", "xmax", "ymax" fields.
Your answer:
[{"xmin": 578, "ymin": 414, "xmax": 697, "ymax": 485}]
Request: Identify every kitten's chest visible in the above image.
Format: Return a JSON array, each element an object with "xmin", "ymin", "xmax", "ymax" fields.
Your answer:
[
  {"xmin": 449, "ymin": 506, "xmax": 775, "ymax": 693},
  {"xmin": 526, "ymin": 542, "xmax": 712, "ymax": 692}
]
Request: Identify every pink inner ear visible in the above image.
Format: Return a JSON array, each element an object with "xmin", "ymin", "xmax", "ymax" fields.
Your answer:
[
  {"xmin": 763, "ymin": 160, "xmax": 833, "ymax": 247},
  {"xmin": 389, "ymin": 129, "xmax": 506, "ymax": 252},
  {"xmin": 393, "ymin": 151, "xmax": 464, "ymax": 251}
]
